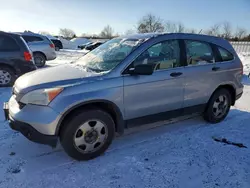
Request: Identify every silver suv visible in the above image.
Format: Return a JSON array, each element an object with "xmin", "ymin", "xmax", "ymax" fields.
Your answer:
[
  {"xmin": 19, "ymin": 32, "xmax": 56, "ymax": 67},
  {"xmin": 3, "ymin": 33, "xmax": 244, "ymax": 160}
]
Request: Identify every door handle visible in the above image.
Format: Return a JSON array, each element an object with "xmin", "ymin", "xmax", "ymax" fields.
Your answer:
[
  {"xmin": 170, "ymin": 72, "xmax": 183, "ymax": 77},
  {"xmin": 212, "ymin": 67, "xmax": 220, "ymax": 71}
]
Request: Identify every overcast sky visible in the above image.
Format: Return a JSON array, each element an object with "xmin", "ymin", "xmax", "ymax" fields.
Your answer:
[{"xmin": 0, "ymin": 0, "xmax": 249, "ymax": 35}]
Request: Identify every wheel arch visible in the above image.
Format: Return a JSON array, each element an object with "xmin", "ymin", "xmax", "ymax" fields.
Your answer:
[
  {"xmin": 33, "ymin": 51, "xmax": 47, "ymax": 60},
  {"xmin": 0, "ymin": 63, "xmax": 17, "ymax": 75},
  {"xmin": 56, "ymin": 100, "xmax": 125, "ymax": 136},
  {"xmin": 209, "ymin": 84, "xmax": 236, "ymax": 106}
]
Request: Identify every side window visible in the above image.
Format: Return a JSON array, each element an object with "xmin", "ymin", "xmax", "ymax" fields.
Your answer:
[
  {"xmin": 218, "ymin": 47, "xmax": 234, "ymax": 62},
  {"xmin": 133, "ymin": 40, "xmax": 180, "ymax": 70},
  {"xmin": 185, "ymin": 40, "xmax": 214, "ymax": 66},
  {"xmin": 22, "ymin": 36, "xmax": 43, "ymax": 43},
  {"xmin": 0, "ymin": 35, "xmax": 20, "ymax": 52}
]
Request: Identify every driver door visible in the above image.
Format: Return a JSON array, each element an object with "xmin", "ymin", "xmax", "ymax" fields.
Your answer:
[{"xmin": 123, "ymin": 40, "xmax": 185, "ymax": 121}]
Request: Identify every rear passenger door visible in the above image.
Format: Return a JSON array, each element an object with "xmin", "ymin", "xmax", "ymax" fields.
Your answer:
[{"xmin": 182, "ymin": 40, "xmax": 220, "ymax": 108}]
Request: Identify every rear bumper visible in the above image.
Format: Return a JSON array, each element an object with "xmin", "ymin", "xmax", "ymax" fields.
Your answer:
[
  {"xmin": 4, "ymin": 102, "xmax": 57, "ymax": 147},
  {"xmin": 46, "ymin": 51, "xmax": 57, "ymax": 61},
  {"xmin": 16, "ymin": 62, "xmax": 37, "ymax": 77}
]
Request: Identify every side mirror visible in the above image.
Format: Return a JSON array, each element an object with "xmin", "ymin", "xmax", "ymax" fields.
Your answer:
[{"xmin": 129, "ymin": 64, "xmax": 154, "ymax": 75}]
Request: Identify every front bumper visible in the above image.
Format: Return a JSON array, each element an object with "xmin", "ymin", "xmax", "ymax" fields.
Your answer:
[
  {"xmin": 6, "ymin": 95, "xmax": 61, "ymax": 135},
  {"xmin": 236, "ymin": 92, "xmax": 243, "ymax": 100},
  {"xmin": 3, "ymin": 102, "xmax": 58, "ymax": 147}
]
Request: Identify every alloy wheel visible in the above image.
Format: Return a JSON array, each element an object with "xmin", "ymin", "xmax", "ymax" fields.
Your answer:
[
  {"xmin": 0, "ymin": 70, "xmax": 11, "ymax": 85},
  {"xmin": 34, "ymin": 56, "xmax": 45, "ymax": 67},
  {"xmin": 212, "ymin": 95, "xmax": 229, "ymax": 118}
]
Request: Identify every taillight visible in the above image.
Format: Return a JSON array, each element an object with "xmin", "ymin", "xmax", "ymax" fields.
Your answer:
[
  {"xmin": 24, "ymin": 51, "xmax": 32, "ymax": 61},
  {"xmin": 240, "ymin": 60, "xmax": 243, "ymax": 75},
  {"xmin": 50, "ymin": 43, "xmax": 55, "ymax": 48}
]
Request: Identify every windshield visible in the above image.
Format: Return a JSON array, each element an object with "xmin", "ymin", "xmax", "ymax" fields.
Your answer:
[{"xmin": 74, "ymin": 38, "xmax": 141, "ymax": 72}]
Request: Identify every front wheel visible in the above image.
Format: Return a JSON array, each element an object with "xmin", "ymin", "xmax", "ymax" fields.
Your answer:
[
  {"xmin": 204, "ymin": 89, "xmax": 232, "ymax": 123},
  {"xmin": 60, "ymin": 109, "xmax": 115, "ymax": 160}
]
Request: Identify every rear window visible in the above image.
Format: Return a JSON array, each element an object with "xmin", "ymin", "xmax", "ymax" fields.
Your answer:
[
  {"xmin": 20, "ymin": 36, "xmax": 31, "ymax": 51},
  {"xmin": 22, "ymin": 35, "xmax": 44, "ymax": 43},
  {"xmin": 0, "ymin": 34, "xmax": 20, "ymax": 52},
  {"xmin": 218, "ymin": 47, "xmax": 234, "ymax": 61},
  {"xmin": 45, "ymin": 36, "xmax": 52, "ymax": 42}
]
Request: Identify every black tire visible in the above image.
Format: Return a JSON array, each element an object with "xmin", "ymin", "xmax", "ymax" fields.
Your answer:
[
  {"xmin": 204, "ymin": 88, "xmax": 232, "ymax": 123},
  {"xmin": 60, "ymin": 109, "xmax": 115, "ymax": 160},
  {"xmin": 55, "ymin": 47, "xmax": 60, "ymax": 51},
  {"xmin": 34, "ymin": 53, "xmax": 46, "ymax": 67},
  {"xmin": 0, "ymin": 66, "xmax": 16, "ymax": 87}
]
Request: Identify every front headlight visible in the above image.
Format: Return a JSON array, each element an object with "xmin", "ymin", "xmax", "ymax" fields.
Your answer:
[{"xmin": 20, "ymin": 88, "xmax": 63, "ymax": 106}]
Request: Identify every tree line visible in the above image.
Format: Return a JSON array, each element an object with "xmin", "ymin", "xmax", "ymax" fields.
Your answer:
[{"xmin": 39, "ymin": 14, "xmax": 250, "ymax": 41}]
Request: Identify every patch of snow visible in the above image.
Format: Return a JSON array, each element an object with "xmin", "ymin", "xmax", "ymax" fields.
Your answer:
[
  {"xmin": 57, "ymin": 37, "xmax": 78, "ymax": 49},
  {"xmin": 0, "ymin": 50, "xmax": 250, "ymax": 187},
  {"xmin": 45, "ymin": 49, "xmax": 87, "ymax": 67},
  {"xmin": 71, "ymin": 37, "xmax": 91, "ymax": 46},
  {"xmin": 239, "ymin": 53, "xmax": 250, "ymax": 75}
]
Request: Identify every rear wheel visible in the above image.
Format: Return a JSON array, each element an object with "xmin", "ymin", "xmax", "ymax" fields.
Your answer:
[
  {"xmin": 204, "ymin": 89, "xmax": 232, "ymax": 123},
  {"xmin": 60, "ymin": 109, "xmax": 115, "ymax": 160},
  {"xmin": 34, "ymin": 53, "xmax": 46, "ymax": 67},
  {"xmin": 0, "ymin": 66, "xmax": 15, "ymax": 87}
]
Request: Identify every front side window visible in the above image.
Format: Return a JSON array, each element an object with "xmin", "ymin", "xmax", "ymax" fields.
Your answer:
[
  {"xmin": 185, "ymin": 40, "xmax": 214, "ymax": 66},
  {"xmin": 133, "ymin": 40, "xmax": 181, "ymax": 70},
  {"xmin": 218, "ymin": 47, "xmax": 234, "ymax": 62},
  {"xmin": 74, "ymin": 38, "xmax": 141, "ymax": 72},
  {"xmin": 0, "ymin": 35, "xmax": 19, "ymax": 52}
]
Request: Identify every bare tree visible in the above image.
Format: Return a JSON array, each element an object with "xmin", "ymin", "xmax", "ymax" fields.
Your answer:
[
  {"xmin": 186, "ymin": 28, "xmax": 197, "ymax": 34},
  {"xmin": 206, "ymin": 23, "xmax": 221, "ymax": 36},
  {"xmin": 80, "ymin": 33, "xmax": 89, "ymax": 37},
  {"xmin": 137, "ymin": 14, "xmax": 165, "ymax": 33},
  {"xmin": 235, "ymin": 27, "xmax": 247, "ymax": 39},
  {"xmin": 176, "ymin": 23, "xmax": 185, "ymax": 33},
  {"xmin": 124, "ymin": 29, "xmax": 136, "ymax": 35},
  {"xmin": 59, "ymin": 28, "xmax": 76, "ymax": 39},
  {"xmin": 38, "ymin": 31, "xmax": 51, "ymax": 35},
  {"xmin": 222, "ymin": 22, "xmax": 232, "ymax": 39},
  {"xmin": 99, "ymin": 25, "xmax": 114, "ymax": 39},
  {"xmin": 165, "ymin": 21, "xmax": 177, "ymax": 33}
]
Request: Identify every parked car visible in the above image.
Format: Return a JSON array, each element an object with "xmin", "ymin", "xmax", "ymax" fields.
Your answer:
[
  {"xmin": 0, "ymin": 31, "xmax": 36, "ymax": 87},
  {"xmin": 50, "ymin": 38, "xmax": 63, "ymax": 51},
  {"xmin": 78, "ymin": 42, "xmax": 92, "ymax": 50},
  {"xmin": 4, "ymin": 33, "xmax": 244, "ymax": 160},
  {"xmin": 18, "ymin": 32, "xmax": 56, "ymax": 67},
  {"xmin": 85, "ymin": 41, "xmax": 104, "ymax": 51}
]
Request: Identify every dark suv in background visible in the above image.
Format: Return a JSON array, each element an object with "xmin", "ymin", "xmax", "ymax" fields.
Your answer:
[{"xmin": 0, "ymin": 31, "xmax": 36, "ymax": 87}]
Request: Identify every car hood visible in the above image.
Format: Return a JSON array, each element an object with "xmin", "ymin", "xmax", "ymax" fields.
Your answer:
[{"xmin": 15, "ymin": 64, "xmax": 102, "ymax": 94}]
